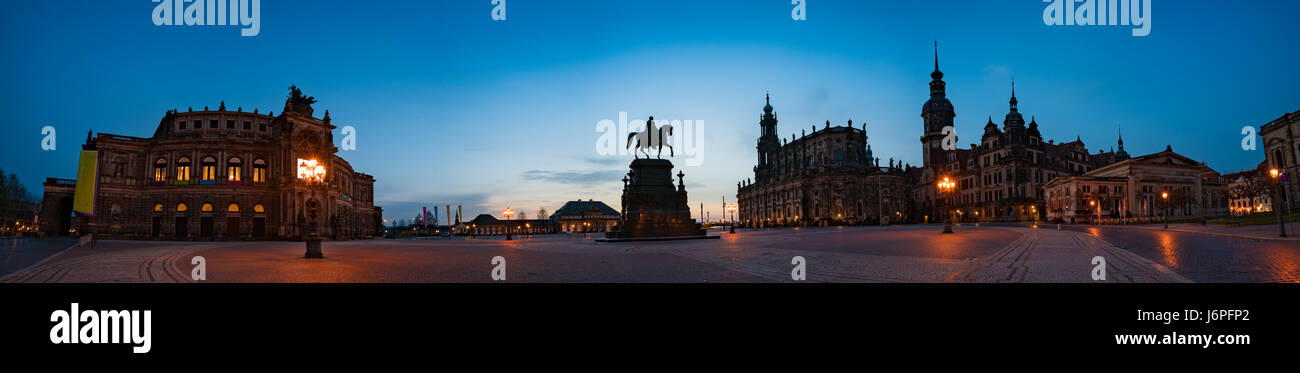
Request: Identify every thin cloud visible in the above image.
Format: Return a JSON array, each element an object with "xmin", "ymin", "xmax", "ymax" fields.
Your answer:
[{"xmin": 522, "ymin": 169, "xmax": 624, "ymax": 186}]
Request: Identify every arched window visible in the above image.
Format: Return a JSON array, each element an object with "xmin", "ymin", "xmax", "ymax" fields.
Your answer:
[
  {"xmin": 202, "ymin": 157, "xmax": 217, "ymax": 181},
  {"xmin": 253, "ymin": 159, "xmax": 267, "ymax": 183},
  {"xmin": 176, "ymin": 203, "xmax": 188, "ymax": 212},
  {"xmin": 253, "ymin": 204, "xmax": 265, "ymax": 213},
  {"xmin": 228, "ymin": 157, "xmax": 242, "ymax": 182},
  {"xmin": 176, "ymin": 157, "xmax": 191, "ymax": 182},
  {"xmin": 154, "ymin": 203, "xmax": 164, "ymax": 212},
  {"xmin": 227, "ymin": 204, "xmax": 240, "ymax": 213},
  {"xmin": 153, "ymin": 158, "xmax": 167, "ymax": 182},
  {"xmin": 201, "ymin": 203, "xmax": 213, "ymax": 212}
]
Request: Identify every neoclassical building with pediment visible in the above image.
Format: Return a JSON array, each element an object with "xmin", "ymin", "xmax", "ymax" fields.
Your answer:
[
  {"xmin": 1043, "ymin": 147, "xmax": 1228, "ymax": 223},
  {"xmin": 1260, "ymin": 109, "xmax": 1300, "ymax": 211},
  {"xmin": 39, "ymin": 86, "xmax": 382, "ymax": 240}
]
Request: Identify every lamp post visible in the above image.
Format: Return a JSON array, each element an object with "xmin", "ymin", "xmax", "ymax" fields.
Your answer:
[
  {"xmin": 1090, "ymin": 200, "xmax": 1098, "ymax": 225},
  {"xmin": 727, "ymin": 203, "xmax": 738, "ymax": 234},
  {"xmin": 938, "ymin": 177, "xmax": 955, "ymax": 234},
  {"xmin": 503, "ymin": 207, "xmax": 514, "ymax": 241},
  {"xmin": 1030, "ymin": 205, "xmax": 1037, "ymax": 228},
  {"xmin": 1271, "ymin": 169, "xmax": 1287, "ymax": 238},
  {"xmin": 1161, "ymin": 191, "xmax": 1169, "ymax": 229},
  {"xmin": 300, "ymin": 158, "xmax": 327, "ymax": 259}
]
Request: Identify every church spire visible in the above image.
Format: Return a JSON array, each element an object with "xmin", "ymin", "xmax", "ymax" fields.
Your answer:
[
  {"xmin": 934, "ymin": 41, "xmax": 940, "ymax": 71},
  {"xmin": 1115, "ymin": 124, "xmax": 1130, "ymax": 160},
  {"xmin": 1009, "ymin": 77, "xmax": 1018, "ymax": 110},
  {"xmin": 930, "ymin": 41, "xmax": 944, "ymax": 80}
]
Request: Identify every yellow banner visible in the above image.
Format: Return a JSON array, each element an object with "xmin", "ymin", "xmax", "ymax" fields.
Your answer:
[{"xmin": 73, "ymin": 150, "xmax": 98, "ymax": 214}]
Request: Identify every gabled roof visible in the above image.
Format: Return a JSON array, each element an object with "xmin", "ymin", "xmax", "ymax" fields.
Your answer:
[
  {"xmin": 1260, "ymin": 109, "xmax": 1300, "ymax": 133},
  {"xmin": 1085, "ymin": 146, "xmax": 1212, "ymax": 176},
  {"xmin": 1126, "ymin": 146, "xmax": 1204, "ymax": 167},
  {"xmin": 551, "ymin": 200, "xmax": 619, "ymax": 218},
  {"xmin": 467, "ymin": 214, "xmax": 500, "ymax": 225}
]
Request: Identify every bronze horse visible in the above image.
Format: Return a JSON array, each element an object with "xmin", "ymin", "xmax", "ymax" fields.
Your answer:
[{"xmin": 627, "ymin": 116, "xmax": 674, "ymax": 159}]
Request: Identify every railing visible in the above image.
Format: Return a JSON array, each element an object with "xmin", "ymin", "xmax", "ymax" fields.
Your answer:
[
  {"xmin": 103, "ymin": 134, "xmax": 149, "ymax": 142},
  {"xmin": 45, "ymin": 178, "xmax": 77, "ymax": 186}
]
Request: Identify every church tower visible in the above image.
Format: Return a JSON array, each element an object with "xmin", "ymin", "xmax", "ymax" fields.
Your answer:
[
  {"xmin": 755, "ymin": 93, "xmax": 780, "ymax": 183},
  {"xmin": 921, "ymin": 42, "xmax": 955, "ymax": 168}
]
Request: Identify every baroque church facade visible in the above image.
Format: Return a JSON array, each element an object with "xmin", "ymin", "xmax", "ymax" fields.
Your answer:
[
  {"xmin": 39, "ymin": 86, "xmax": 383, "ymax": 240},
  {"xmin": 736, "ymin": 95, "xmax": 910, "ymax": 227}
]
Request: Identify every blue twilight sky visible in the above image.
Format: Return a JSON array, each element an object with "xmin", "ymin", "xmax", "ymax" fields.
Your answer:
[{"xmin": 1, "ymin": 0, "xmax": 1298, "ymax": 222}]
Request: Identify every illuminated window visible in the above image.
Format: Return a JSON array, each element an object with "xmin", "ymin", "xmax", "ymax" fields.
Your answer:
[
  {"xmin": 176, "ymin": 203, "xmax": 188, "ymax": 212},
  {"xmin": 176, "ymin": 157, "xmax": 191, "ymax": 181},
  {"xmin": 153, "ymin": 203, "xmax": 164, "ymax": 212},
  {"xmin": 253, "ymin": 159, "xmax": 267, "ymax": 183},
  {"xmin": 202, "ymin": 157, "xmax": 216, "ymax": 181},
  {"xmin": 153, "ymin": 158, "xmax": 167, "ymax": 182},
  {"xmin": 201, "ymin": 203, "xmax": 213, "ymax": 212},
  {"xmin": 253, "ymin": 204, "xmax": 265, "ymax": 213},
  {"xmin": 227, "ymin": 204, "xmax": 239, "ymax": 213},
  {"xmin": 228, "ymin": 157, "xmax": 242, "ymax": 182}
]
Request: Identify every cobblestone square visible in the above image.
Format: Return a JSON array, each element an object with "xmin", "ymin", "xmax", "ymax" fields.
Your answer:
[{"xmin": 7, "ymin": 224, "xmax": 1291, "ymax": 283}]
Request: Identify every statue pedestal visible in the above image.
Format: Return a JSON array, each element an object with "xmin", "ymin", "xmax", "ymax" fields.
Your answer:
[
  {"xmin": 304, "ymin": 222, "xmax": 323, "ymax": 258},
  {"xmin": 598, "ymin": 159, "xmax": 717, "ymax": 242}
]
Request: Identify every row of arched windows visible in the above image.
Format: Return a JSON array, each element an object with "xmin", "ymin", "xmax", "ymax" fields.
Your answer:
[
  {"xmin": 154, "ymin": 203, "xmax": 266, "ymax": 214},
  {"xmin": 153, "ymin": 156, "xmax": 267, "ymax": 183}
]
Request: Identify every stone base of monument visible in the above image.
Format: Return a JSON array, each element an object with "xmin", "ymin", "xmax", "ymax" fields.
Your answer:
[{"xmin": 596, "ymin": 158, "xmax": 718, "ymax": 243}]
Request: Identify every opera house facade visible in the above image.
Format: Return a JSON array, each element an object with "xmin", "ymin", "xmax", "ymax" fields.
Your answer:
[{"xmin": 39, "ymin": 87, "xmax": 382, "ymax": 240}]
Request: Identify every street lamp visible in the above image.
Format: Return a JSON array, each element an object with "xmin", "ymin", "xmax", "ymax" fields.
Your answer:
[
  {"xmin": 1161, "ymin": 191, "xmax": 1169, "ymax": 229},
  {"xmin": 1270, "ymin": 169, "xmax": 1287, "ymax": 237},
  {"xmin": 1030, "ymin": 205, "xmax": 1037, "ymax": 228},
  {"xmin": 726, "ymin": 203, "xmax": 738, "ymax": 234},
  {"xmin": 503, "ymin": 207, "xmax": 514, "ymax": 240},
  {"xmin": 938, "ymin": 177, "xmax": 955, "ymax": 234},
  {"xmin": 298, "ymin": 158, "xmax": 327, "ymax": 258},
  {"xmin": 1090, "ymin": 200, "xmax": 1099, "ymax": 225}
]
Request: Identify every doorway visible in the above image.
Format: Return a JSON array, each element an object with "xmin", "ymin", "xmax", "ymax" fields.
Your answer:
[
  {"xmin": 200, "ymin": 217, "xmax": 213, "ymax": 238},
  {"xmin": 225, "ymin": 217, "xmax": 240, "ymax": 239},
  {"xmin": 253, "ymin": 217, "xmax": 266, "ymax": 238}
]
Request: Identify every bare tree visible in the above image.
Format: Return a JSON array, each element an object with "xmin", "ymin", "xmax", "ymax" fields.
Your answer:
[
  {"xmin": 1229, "ymin": 173, "xmax": 1272, "ymax": 214},
  {"xmin": 537, "ymin": 207, "xmax": 549, "ymax": 221}
]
